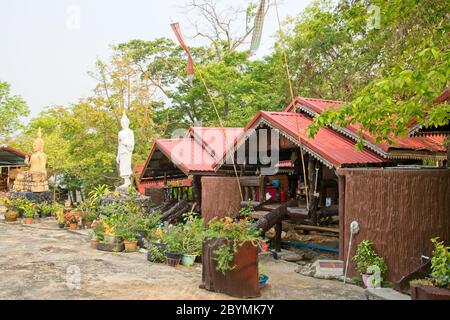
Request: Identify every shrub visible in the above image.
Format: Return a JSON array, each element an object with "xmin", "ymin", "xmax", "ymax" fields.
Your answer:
[
  {"xmin": 353, "ymin": 240, "xmax": 388, "ymax": 276},
  {"xmin": 430, "ymin": 237, "xmax": 450, "ymax": 288}
]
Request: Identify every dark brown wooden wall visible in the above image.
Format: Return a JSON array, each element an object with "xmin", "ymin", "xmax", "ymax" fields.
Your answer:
[
  {"xmin": 201, "ymin": 176, "xmax": 241, "ymax": 224},
  {"xmin": 338, "ymin": 168, "xmax": 450, "ymax": 282}
]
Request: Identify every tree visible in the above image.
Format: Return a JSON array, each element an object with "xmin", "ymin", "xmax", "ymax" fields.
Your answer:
[
  {"xmin": 304, "ymin": 0, "xmax": 450, "ymax": 146},
  {"xmin": 0, "ymin": 81, "xmax": 29, "ymax": 139},
  {"xmin": 183, "ymin": 0, "xmax": 272, "ymax": 56}
]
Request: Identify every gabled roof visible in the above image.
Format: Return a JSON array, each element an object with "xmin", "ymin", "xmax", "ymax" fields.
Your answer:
[
  {"xmin": 226, "ymin": 111, "xmax": 386, "ymax": 169},
  {"xmin": 140, "ymin": 127, "xmax": 244, "ymax": 181},
  {"xmin": 409, "ymin": 88, "xmax": 450, "ymax": 137},
  {"xmin": 188, "ymin": 127, "xmax": 244, "ymax": 161},
  {"xmin": 288, "ymin": 96, "xmax": 446, "ymax": 158},
  {"xmin": 0, "ymin": 145, "xmax": 28, "ymax": 166}
]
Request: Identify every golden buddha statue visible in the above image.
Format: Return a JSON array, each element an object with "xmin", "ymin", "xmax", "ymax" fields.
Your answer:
[{"xmin": 13, "ymin": 128, "xmax": 49, "ymax": 193}]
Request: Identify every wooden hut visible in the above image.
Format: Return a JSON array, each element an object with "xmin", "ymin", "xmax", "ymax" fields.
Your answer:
[
  {"xmin": 139, "ymin": 127, "xmax": 244, "ymax": 211},
  {"xmin": 0, "ymin": 145, "xmax": 28, "ymax": 191}
]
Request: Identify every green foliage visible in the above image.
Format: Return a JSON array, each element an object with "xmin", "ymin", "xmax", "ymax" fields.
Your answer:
[
  {"xmin": 214, "ymin": 244, "xmax": 236, "ymax": 274},
  {"xmin": 430, "ymin": 237, "xmax": 450, "ymax": 288},
  {"xmin": 180, "ymin": 215, "xmax": 204, "ymax": 256},
  {"xmin": 205, "ymin": 216, "xmax": 261, "ymax": 274},
  {"xmin": 55, "ymin": 206, "xmax": 65, "ymax": 224},
  {"xmin": 37, "ymin": 202, "xmax": 60, "ymax": 217},
  {"xmin": 92, "ymin": 221, "xmax": 105, "ymax": 241},
  {"xmin": 160, "ymin": 224, "xmax": 184, "ymax": 254},
  {"xmin": 148, "ymin": 243, "xmax": 166, "ymax": 263},
  {"xmin": 353, "ymin": 240, "xmax": 387, "ymax": 276},
  {"xmin": 303, "ymin": 0, "xmax": 450, "ymax": 144},
  {"xmin": 0, "ymin": 81, "xmax": 29, "ymax": 138}
]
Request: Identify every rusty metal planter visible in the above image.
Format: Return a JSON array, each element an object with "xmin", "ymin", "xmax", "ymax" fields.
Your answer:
[
  {"xmin": 201, "ymin": 238, "xmax": 260, "ymax": 298},
  {"xmin": 410, "ymin": 284, "xmax": 450, "ymax": 300}
]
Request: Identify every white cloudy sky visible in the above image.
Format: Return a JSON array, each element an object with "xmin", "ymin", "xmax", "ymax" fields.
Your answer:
[{"xmin": 0, "ymin": 0, "xmax": 313, "ymax": 119}]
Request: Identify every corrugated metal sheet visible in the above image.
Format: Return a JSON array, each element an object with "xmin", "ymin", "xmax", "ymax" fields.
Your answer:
[
  {"xmin": 246, "ymin": 111, "xmax": 386, "ymax": 168},
  {"xmin": 155, "ymin": 138, "xmax": 216, "ymax": 174},
  {"xmin": 0, "ymin": 145, "xmax": 28, "ymax": 166},
  {"xmin": 189, "ymin": 127, "xmax": 244, "ymax": 161},
  {"xmin": 284, "ymin": 96, "xmax": 446, "ymax": 154}
]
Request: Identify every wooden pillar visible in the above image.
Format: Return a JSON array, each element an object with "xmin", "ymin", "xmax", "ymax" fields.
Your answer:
[
  {"xmin": 337, "ymin": 172, "xmax": 346, "ymax": 261},
  {"xmin": 193, "ymin": 175, "xmax": 202, "ymax": 211},
  {"xmin": 274, "ymin": 222, "xmax": 282, "ymax": 253},
  {"xmin": 308, "ymin": 158, "xmax": 317, "ymax": 224}
]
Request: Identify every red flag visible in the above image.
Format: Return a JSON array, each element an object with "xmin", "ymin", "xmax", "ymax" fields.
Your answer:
[{"xmin": 170, "ymin": 22, "xmax": 194, "ymax": 80}]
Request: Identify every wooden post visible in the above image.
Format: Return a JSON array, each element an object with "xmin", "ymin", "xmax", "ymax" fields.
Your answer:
[
  {"xmin": 337, "ymin": 172, "xmax": 346, "ymax": 261},
  {"xmin": 192, "ymin": 175, "xmax": 202, "ymax": 210},
  {"xmin": 274, "ymin": 222, "xmax": 282, "ymax": 253}
]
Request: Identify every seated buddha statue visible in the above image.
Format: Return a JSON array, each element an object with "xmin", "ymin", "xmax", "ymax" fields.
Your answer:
[{"xmin": 13, "ymin": 129, "xmax": 49, "ymax": 193}]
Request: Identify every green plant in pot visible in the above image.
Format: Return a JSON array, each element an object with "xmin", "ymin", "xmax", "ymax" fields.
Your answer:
[
  {"xmin": 1, "ymin": 197, "xmax": 19, "ymax": 222},
  {"xmin": 55, "ymin": 206, "xmax": 65, "ymax": 228},
  {"xmin": 160, "ymin": 224, "xmax": 184, "ymax": 267},
  {"xmin": 205, "ymin": 213, "xmax": 262, "ymax": 275},
  {"xmin": 353, "ymin": 240, "xmax": 387, "ymax": 288},
  {"xmin": 22, "ymin": 201, "xmax": 36, "ymax": 224},
  {"xmin": 180, "ymin": 214, "xmax": 204, "ymax": 267},
  {"xmin": 410, "ymin": 237, "xmax": 450, "ymax": 300}
]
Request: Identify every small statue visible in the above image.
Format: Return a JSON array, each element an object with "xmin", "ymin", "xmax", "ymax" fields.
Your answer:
[
  {"xmin": 13, "ymin": 128, "xmax": 49, "ymax": 192},
  {"xmin": 116, "ymin": 112, "xmax": 135, "ymax": 191}
]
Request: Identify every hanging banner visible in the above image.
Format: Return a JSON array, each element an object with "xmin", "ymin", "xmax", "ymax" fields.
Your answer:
[
  {"xmin": 249, "ymin": 0, "xmax": 266, "ymax": 55},
  {"xmin": 170, "ymin": 22, "xmax": 195, "ymax": 81}
]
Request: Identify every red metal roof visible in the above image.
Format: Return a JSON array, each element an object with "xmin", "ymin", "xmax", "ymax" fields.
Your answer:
[
  {"xmin": 285, "ymin": 96, "xmax": 446, "ymax": 154},
  {"xmin": 0, "ymin": 145, "xmax": 29, "ymax": 158},
  {"xmin": 189, "ymin": 127, "xmax": 245, "ymax": 161},
  {"xmin": 140, "ymin": 127, "xmax": 245, "ymax": 181},
  {"xmin": 284, "ymin": 96, "xmax": 343, "ymax": 113},
  {"xmin": 245, "ymin": 111, "xmax": 386, "ymax": 168},
  {"xmin": 154, "ymin": 138, "xmax": 216, "ymax": 175}
]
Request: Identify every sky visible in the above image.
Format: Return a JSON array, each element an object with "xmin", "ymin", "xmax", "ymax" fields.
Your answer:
[{"xmin": 0, "ymin": 0, "xmax": 312, "ymax": 119}]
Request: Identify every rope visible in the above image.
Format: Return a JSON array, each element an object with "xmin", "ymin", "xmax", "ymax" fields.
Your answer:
[
  {"xmin": 197, "ymin": 71, "xmax": 244, "ymax": 201},
  {"xmin": 274, "ymin": 0, "xmax": 309, "ymax": 209}
]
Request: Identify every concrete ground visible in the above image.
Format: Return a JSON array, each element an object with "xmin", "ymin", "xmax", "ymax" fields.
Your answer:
[{"xmin": 0, "ymin": 218, "xmax": 365, "ymax": 300}]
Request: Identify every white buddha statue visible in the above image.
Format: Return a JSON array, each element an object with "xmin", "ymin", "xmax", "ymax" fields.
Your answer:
[{"xmin": 116, "ymin": 112, "xmax": 135, "ymax": 191}]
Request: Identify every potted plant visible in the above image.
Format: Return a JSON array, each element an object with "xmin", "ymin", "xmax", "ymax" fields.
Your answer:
[
  {"xmin": 20, "ymin": 200, "xmax": 36, "ymax": 224},
  {"xmin": 180, "ymin": 215, "xmax": 204, "ymax": 267},
  {"xmin": 353, "ymin": 240, "xmax": 388, "ymax": 288},
  {"xmin": 1, "ymin": 197, "xmax": 19, "ymax": 222},
  {"xmin": 160, "ymin": 224, "xmax": 184, "ymax": 267},
  {"xmin": 147, "ymin": 226, "xmax": 167, "ymax": 263},
  {"xmin": 122, "ymin": 231, "xmax": 138, "ymax": 252},
  {"xmin": 410, "ymin": 237, "xmax": 450, "ymax": 300},
  {"xmin": 201, "ymin": 213, "xmax": 262, "ymax": 298},
  {"xmin": 90, "ymin": 220, "xmax": 104, "ymax": 249},
  {"xmin": 36, "ymin": 202, "xmax": 54, "ymax": 218},
  {"xmin": 65, "ymin": 212, "xmax": 80, "ymax": 230},
  {"xmin": 55, "ymin": 206, "xmax": 65, "ymax": 228}
]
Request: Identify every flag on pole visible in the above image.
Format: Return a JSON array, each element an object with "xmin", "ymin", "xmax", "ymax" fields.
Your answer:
[
  {"xmin": 249, "ymin": 0, "xmax": 266, "ymax": 55},
  {"xmin": 170, "ymin": 22, "xmax": 195, "ymax": 81}
]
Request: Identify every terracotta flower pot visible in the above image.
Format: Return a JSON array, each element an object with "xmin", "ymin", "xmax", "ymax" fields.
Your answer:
[
  {"xmin": 5, "ymin": 210, "xmax": 19, "ymax": 222},
  {"xmin": 90, "ymin": 239, "xmax": 99, "ymax": 249},
  {"xmin": 124, "ymin": 241, "xmax": 138, "ymax": 252},
  {"xmin": 24, "ymin": 217, "xmax": 33, "ymax": 224},
  {"xmin": 69, "ymin": 223, "xmax": 78, "ymax": 230}
]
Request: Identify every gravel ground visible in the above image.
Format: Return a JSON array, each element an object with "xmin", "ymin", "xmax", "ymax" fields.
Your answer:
[{"xmin": 0, "ymin": 219, "xmax": 365, "ymax": 300}]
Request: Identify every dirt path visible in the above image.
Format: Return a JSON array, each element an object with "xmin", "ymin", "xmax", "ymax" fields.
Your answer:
[{"xmin": 0, "ymin": 220, "xmax": 365, "ymax": 300}]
